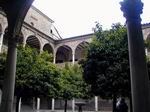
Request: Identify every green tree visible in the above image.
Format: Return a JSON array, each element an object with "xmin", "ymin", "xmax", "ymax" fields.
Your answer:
[
  {"xmin": 59, "ymin": 63, "xmax": 92, "ymax": 112},
  {"xmin": 82, "ymin": 23, "xmax": 130, "ymax": 112},
  {"xmin": 0, "ymin": 45, "xmax": 61, "ymax": 112}
]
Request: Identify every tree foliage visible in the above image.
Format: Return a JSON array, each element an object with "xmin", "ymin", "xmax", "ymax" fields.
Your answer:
[
  {"xmin": 0, "ymin": 45, "xmax": 61, "ymax": 98},
  {"xmin": 82, "ymin": 23, "xmax": 130, "ymax": 111},
  {"xmin": 59, "ymin": 63, "xmax": 92, "ymax": 100},
  {"xmin": 59, "ymin": 63, "xmax": 92, "ymax": 112}
]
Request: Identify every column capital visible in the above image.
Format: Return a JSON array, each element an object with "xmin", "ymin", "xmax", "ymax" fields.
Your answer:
[
  {"xmin": 5, "ymin": 32, "xmax": 20, "ymax": 44},
  {"xmin": 120, "ymin": 0, "xmax": 143, "ymax": 22}
]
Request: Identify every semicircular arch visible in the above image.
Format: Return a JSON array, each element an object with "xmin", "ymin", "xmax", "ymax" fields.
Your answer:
[
  {"xmin": 56, "ymin": 45, "xmax": 72, "ymax": 63},
  {"xmin": 43, "ymin": 43, "xmax": 54, "ymax": 54},
  {"xmin": 75, "ymin": 41, "xmax": 90, "ymax": 61},
  {"xmin": 26, "ymin": 35, "xmax": 41, "ymax": 50}
]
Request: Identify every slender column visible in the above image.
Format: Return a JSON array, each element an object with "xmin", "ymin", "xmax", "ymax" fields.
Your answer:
[
  {"xmin": 145, "ymin": 48, "xmax": 148, "ymax": 55},
  {"xmin": 72, "ymin": 49, "xmax": 75, "ymax": 112},
  {"xmin": 51, "ymin": 98, "xmax": 55, "ymax": 111},
  {"xmin": 120, "ymin": 1, "xmax": 150, "ymax": 112},
  {"xmin": 23, "ymin": 40, "xmax": 26, "ymax": 47},
  {"xmin": 37, "ymin": 98, "xmax": 40, "ymax": 110},
  {"xmin": 40, "ymin": 47, "xmax": 43, "ymax": 53},
  {"xmin": 95, "ymin": 96, "xmax": 98, "ymax": 111},
  {"xmin": 72, "ymin": 98, "xmax": 75, "ymax": 112},
  {"xmin": 0, "ymin": 36, "xmax": 18, "ymax": 112},
  {"xmin": 53, "ymin": 50, "xmax": 56, "ymax": 64},
  {"xmin": 18, "ymin": 97, "xmax": 22, "ymax": 112},
  {"xmin": 51, "ymin": 51, "xmax": 56, "ymax": 111},
  {"xmin": 0, "ymin": 32, "xmax": 4, "ymax": 53},
  {"xmin": 72, "ymin": 50, "xmax": 75, "ymax": 64}
]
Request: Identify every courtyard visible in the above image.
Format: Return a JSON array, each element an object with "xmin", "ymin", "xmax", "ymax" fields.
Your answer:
[{"xmin": 0, "ymin": 0, "xmax": 150, "ymax": 112}]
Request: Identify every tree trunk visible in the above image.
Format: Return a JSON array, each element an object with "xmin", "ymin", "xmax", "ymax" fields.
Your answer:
[
  {"xmin": 64, "ymin": 99, "xmax": 67, "ymax": 112},
  {"xmin": 113, "ymin": 94, "xmax": 117, "ymax": 112},
  {"xmin": 16, "ymin": 96, "xmax": 20, "ymax": 112}
]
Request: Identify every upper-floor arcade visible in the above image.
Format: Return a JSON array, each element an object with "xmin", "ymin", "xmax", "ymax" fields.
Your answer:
[{"xmin": 0, "ymin": 5, "xmax": 150, "ymax": 65}]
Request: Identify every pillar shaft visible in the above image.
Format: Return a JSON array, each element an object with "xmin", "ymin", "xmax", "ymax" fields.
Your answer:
[
  {"xmin": 72, "ymin": 98, "xmax": 75, "ymax": 112},
  {"xmin": 145, "ymin": 48, "xmax": 148, "ymax": 56},
  {"xmin": 18, "ymin": 97, "xmax": 22, "ymax": 112},
  {"xmin": 0, "ymin": 32, "xmax": 4, "ymax": 53},
  {"xmin": 95, "ymin": 96, "xmax": 98, "ymax": 111},
  {"xmin": 120, "ymin": 0, "xmax": 150, "ymax": 112},
  {"xmin": 53, "ymin": 55, "xmax": 56, "ymax": 64},
  {"xmin": 52, "ymin": 51, "xmax": 56, "ymax": 111},
  {"xmin": 53, "ymin": 51, "xmax": 56, "ymax": 64},
  {"xmin": 37, "ymin": 98, "xmax": 40, "ymax": 110},
  {"xmin": 72, "ymin": 50, "xmax": 75, "ymax": 64},
  {"xmin": 0, "ymin": 37, "xmax": 17, "ymax": 112},
  {"xmin": 51, "ymin": 98, "xmax": 55, "ymax": 111},
  {"xmin": 126, "ymin": 20, "xmax": 150, "ymax": 112}
]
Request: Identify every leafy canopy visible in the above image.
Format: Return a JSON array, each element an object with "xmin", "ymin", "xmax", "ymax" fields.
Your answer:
[
  {"xmin": 82, "ymin": 23, "xmax": 130, "ymax": 99},
  {"xmin": 0, "ymin": 45, "xmax": 61, "ymax": 98},
  {"xmin": 59, "ymin": 63, "xmax": 92, "ymax": 100}
]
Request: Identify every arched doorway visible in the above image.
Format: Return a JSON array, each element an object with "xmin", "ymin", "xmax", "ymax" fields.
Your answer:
[
  {"xmin": 56, "ymin": 45, "xmax": 72, "ymax": 63},
  {"xmin": 75, "ymin": 41, "xmax": 89, "ymax": 62}
]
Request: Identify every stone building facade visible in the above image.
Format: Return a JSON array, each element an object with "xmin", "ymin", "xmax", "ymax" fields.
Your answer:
[{"xmin": 0, "ymin": 5, "xmax": 150, "ymax": 112}]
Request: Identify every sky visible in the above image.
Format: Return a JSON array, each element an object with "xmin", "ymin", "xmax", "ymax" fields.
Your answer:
[{"xmin": 33, "ymin": 0, "xmax": 150, "ymax": 38}]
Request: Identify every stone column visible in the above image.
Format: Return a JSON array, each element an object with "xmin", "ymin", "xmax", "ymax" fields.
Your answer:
[
  {"xmin": 95, "ymin": 96, "xmax": 98, "ymax": 111},
  {"xmin": 72, "ymin": 50, "xmax": 75, "ymax": 64},
  {"xmin": 37, "ymin": 98, "xmax": 40, "ymax": 111},
  {"xmin": 145, "ymin": 48, "xmax": 148, "ymax": 55},
  {"xmin": 18, "ymin": 97, "xmax": 22, "ymax": 112},
  {"xmin": 72, "ymin": 49, "xmax": 75, "ymax": 112},
  {"xmin": 40, "ymin": 47, "xmax": 43, "ymax": 53},
  {"xmin": 120, "ymin": 0, "xmax": 150, "ymax": 112},
  {"xmin": 51, "ymin": 98, "xmax": 55, "ymax": 111},
  {"xmin": 23, "ymin": 39, "xmax": 26, "ymax": 47},
  {"xmin": 72, "ymin": 98, "xmax": 75, "ymax": 112},
  {"xmin": 53, "ymin": 51, "xmax": 56, "ymax": 64},
  {"xmin": 0, "ymin": 32, "xmax": 4, "ymax": 53},
  {"xmin": 51, "ymin": 51, "xmax": 56, "ymax": 111},
  {"xmin": 0, "ymin": 36, "xmax": 18, "ymax": 112}
]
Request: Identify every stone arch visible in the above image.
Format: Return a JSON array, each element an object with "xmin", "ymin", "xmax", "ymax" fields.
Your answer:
[
  {"xmin": 26, "ymin": 35, "xmax": 41, "ymax": 50},
  {"xmin": 75, "ymin": 41, "xmax": 89, "ymax": 61},
  {"xmin": 56, "ymin": 45, "xmax": 72, "ymax": 63},
  {"xmin": 43, "ymin": 43, "xmax": 54, "ymax": 54}
]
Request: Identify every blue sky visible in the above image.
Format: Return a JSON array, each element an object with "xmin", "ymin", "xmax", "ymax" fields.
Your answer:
[{"xmin": 33, "ymin": 0, "xmax": 150, "ymax": 38}]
